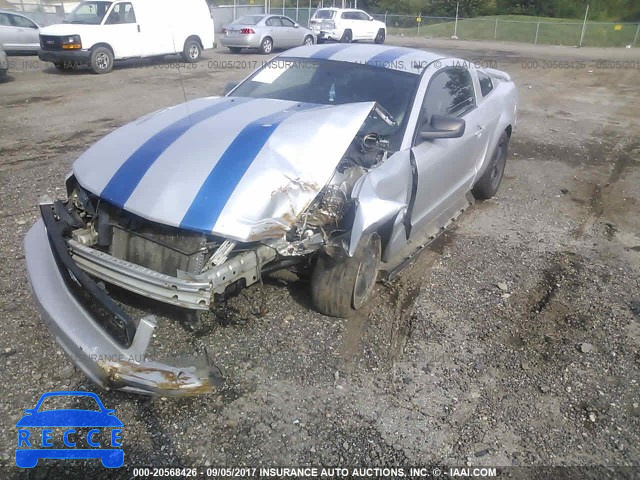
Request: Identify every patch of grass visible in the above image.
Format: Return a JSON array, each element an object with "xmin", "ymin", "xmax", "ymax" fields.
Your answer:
[{"xmin": 385, "ymin": 14, "xmax": 639, "ymax": 47}]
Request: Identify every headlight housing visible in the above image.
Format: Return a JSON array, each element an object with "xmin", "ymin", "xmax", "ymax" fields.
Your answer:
[{"xmin": 62, "ymin": 35, "xmax": 82, "ymax": 50}]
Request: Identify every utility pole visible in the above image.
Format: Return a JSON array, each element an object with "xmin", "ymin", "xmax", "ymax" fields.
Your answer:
[
  {"xmin": 579, "ymin": 4, "xmax": 589, "ymax": 47},
  {"xmin": 453, "ymin": 1, "xmax": 459, "ymax": 38}
]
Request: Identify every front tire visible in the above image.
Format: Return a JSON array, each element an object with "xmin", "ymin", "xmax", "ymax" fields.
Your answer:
[
  {"xmin": 90, "ymin": 46, "xmax": 113, "ymax": 74},
  {"xmin": 472, "ymin": 131, "xmax": 509, "ymax": 200},
  {"xmin": 182, "ymin": 38, "xmax": 202, "ymax": 62},
  {"xmin": 311, "ymin": 233, "xmax": 380, "ymax": 317},
  {"xmin": 259, "ymin": 36, "xmax": 273, "ymax": 54},
  {"xmin": 303, "ymin": 35, "xmax": 314, "ymax": 46},
  {"xmin": 374, "ymin": 29, "xmax": 386, "ymax": 44}
]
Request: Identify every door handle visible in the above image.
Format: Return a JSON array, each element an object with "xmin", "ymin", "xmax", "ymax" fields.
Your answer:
[
  {"xmin": 137, "ymin": 24, "xmax": 141, "ymax": 33},
  {"xmin": 474, "ymin": 124, "xmax": 486, "ymax": 136}
]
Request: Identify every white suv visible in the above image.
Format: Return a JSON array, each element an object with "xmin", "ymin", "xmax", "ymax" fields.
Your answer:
[{"xmin": 309, "ymin": 8, "xmax": 386, "ymax": 44}]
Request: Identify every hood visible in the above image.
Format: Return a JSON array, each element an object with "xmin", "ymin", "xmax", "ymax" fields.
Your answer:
[
  {"xmin": 73, "ymin": 96, "xmax": 375, "ymax": 242},
  {"xmin": 39, "ymin": 24, "xmax": 101, "ymax": 36}
]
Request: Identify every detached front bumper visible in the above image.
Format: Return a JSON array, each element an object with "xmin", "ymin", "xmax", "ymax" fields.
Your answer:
[{"xmin": 24, "ymin": 218, "xmax": 214, "ymax": 396}]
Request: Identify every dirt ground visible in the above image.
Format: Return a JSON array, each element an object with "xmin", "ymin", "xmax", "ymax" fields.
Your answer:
[{"xmin": 0, "ymin": 37, "xmax": 639, "ymax": 477}]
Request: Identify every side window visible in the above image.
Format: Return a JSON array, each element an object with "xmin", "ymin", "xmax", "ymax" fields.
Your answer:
[
  {"xmin": 105, "ymin": 2, "xmax": 136, "ymax": 25},
  {"xmin": 356, "ymin": 12, "xmax": 370, "ymax": 21},
  {"xmin": 280, "ymin": 17, "xmax": 295, "ymax": 27},
  {"xmin": 422, "ymin": 68, "xmax": 476, "ymax": 122},
  {"xmin": 478, "ymin": 72, "xmax": 494, "ymax": 97},
  {"xmin": 0, "ymin": 14, "xmax": 12, "ymax": 26},
  {"xmin": 10, "ymin": 15, "xmax": 37, "ymax": 29},
  {"xmin": 341, "ymin": 12, "xmax": 353, "ymax": 20},
  {"xmin": 265, "ymin": 17, "xmax": 282, "ymax": 27}
]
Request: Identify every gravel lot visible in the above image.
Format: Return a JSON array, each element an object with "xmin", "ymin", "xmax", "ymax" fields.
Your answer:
[{"xmin": 0, "ymin": 37, "xmax": 639, "ymax": 477}]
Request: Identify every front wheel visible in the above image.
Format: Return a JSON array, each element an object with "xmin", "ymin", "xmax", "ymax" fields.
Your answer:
[
  {"xmin": 311, "ymin": 233, "xmax": 381, "ymax": 317},
  {"xmin": 90, "ymin": 46, "xmax": 113, "ymax": 74},
  {"xmin": 303, "ymin": 35, "xmax": 314, "ymax": 46},
  {"xmin": 182, "ymin": 38, "xmax": 202, "ymax": 62},
  {"xmin": 472, "ymin": 131, "xmax": 509, "ymax": 200},
  {"xmin": 374, "ymin": 29, "xmax": 385, "ymax": 44}
]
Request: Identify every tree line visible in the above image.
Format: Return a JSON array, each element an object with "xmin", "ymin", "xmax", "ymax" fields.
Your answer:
[{"xmin": 359, "ymin": 0, "xmax": 640, "ymax": 21}]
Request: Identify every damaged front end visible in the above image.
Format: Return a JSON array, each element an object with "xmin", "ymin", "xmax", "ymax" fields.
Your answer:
[{"xmin": 24, "ymin": 103, "xmax": 394, "ymax": 396}]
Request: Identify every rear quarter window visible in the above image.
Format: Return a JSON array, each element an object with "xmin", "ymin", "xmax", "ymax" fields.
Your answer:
[{"xmin": 478, "ymin": 72, "xmax": 494, "ymax": 97}]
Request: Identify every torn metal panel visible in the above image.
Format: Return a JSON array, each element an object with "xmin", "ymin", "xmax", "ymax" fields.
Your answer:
[{"xmin": 349, "ymin": 149, "xmax": 413, "ymax": 256}]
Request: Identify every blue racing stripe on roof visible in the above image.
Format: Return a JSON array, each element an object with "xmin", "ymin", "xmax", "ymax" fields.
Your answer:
[
  {"xmin": 180, "ymin": 103, "xmax": 319, "ymax": 234},
  {"xmin": 366, "ymin": 47, "xmax": 414, "ymax": 67},
  {"xmin": 100, "ymin": 97, "xmax": 251, "ymax": 207},
  {"xmin": 309, "ymin": 43, "xmax": 353, "ymax": 59}
]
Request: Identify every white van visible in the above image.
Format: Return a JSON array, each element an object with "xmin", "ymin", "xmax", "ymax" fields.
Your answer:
[{"xmin": 38, "ymin": 0, "xmax": 215, "ymax": 73}]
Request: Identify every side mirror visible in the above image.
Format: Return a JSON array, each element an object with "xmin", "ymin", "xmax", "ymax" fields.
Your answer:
[
  {"xmin": 419, "ymin": 114, "xmax": 465, "ymax": 140},
  {"xmin": 294, "ymin": 23, "xmax": 300, "ymax": 28},
  {"xmin": 369, "ymin": 17, "xmax": 374, "ymax": 21},
  {"xmin": 223, "ymin": 81, "xmax": 238, "ymax": 96}
]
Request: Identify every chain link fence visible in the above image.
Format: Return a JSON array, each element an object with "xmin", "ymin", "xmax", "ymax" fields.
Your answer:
[
  {"xmin": 5, "ymin": 1, "xmax": 639, "ymax": 47},
  {"xmin": 374, "ymin": 14, "xmax": 640, "ymax": 48}
]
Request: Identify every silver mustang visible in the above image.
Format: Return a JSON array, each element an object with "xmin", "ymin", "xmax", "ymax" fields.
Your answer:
[{"xmin": 25, "ymin": 44, "xmax": 517, "ymax": 395}]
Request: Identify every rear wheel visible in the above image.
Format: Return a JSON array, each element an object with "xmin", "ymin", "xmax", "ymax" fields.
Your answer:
[
  {"xmin": 311, "ymin": 233, "xmax": 380, "ymax": 317},
  {"xmin": 90, "ymin": 46, "xmax": 113, "ymax": 74},
  {"xmin": 340, "ymin": 29, "xmax": 353, "ymax": 43},
  {"xmin": 374, "ymin": 29, "xmax": 385, "ymax": 44},
  {"xmin": 182, "ymin": 38, "xmax": 202, "ymax": 62},
  {"xmin": 259, "ymin": 36, "xmax": 273, "ymax": 54},
  {"xmin": 228, "ymin": 47, "xmax": 242, "ymax": 53},
  {"xmin": 472, "ymin": 131, "xmax": 509, "ymax": 200}
]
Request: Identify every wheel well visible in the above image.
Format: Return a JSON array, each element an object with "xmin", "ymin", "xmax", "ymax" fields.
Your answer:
[
  {"xmin": 91, "ymin": 43, "xmax": 113, "ymax": 54},
  {"xmin": 304, "ymin": 34, "xmax": 314, "ymax": 42},
  {"xmin": 185, "ymin": 35, "xmax": 203, "ymax": 49},
  {"xmin": 262, "ymin": 36, "xmax": 273, "ymax": 43},
  {"xmin": 505, "ymin": 125, "xmax": 512, "ymax": 138}
]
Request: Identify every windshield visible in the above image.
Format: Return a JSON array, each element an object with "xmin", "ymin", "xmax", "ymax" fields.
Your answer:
[
  {"xmin": 232, "ymin": 15, "xmax": 264, "ymax": 25},
  {"xmin": 64, "ymin": 1, "xmax": 113, "ymax": 24},
  {"xmin": 313, "ymin": 10, "xmax": 335, "ymax": 19},
  {"xmin": 230, "ymin": 58, "xmax": 419, "ymax": 145},
  {"xmin": 37, "ymin": 395, "xmax": 101, "ymax": 412}
]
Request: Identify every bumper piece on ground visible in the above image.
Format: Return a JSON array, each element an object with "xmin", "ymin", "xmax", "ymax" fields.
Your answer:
[{"xmin": 24, "ymin": 217, "xmax": 216, "ymax": 396}]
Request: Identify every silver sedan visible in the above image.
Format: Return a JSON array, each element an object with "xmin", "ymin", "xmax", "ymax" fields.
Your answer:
[
  {"xmin": 0, "ymin": 9, "xmax": 39, "ymax": 55},
  {"xmin": 220, "ymin": 14, "xmax": 315, "ymax": 54}
]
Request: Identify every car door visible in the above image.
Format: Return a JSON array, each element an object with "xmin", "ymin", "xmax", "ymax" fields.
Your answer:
[
  {"xmin": 102, "ymin": 2, "xmax": 141, "ymax": 58},
  {"xmin": 408, "ymin": 63, "xmax": 485, "ymax": 231},
  {"xmin": 278, "ymin": 16, "xmax": 302, "ymax": 47},
  {"xmin": 8, "ymin": 14, "xmax": 39, "ymax": 52},
  {"xmin": 353, "ymin": 11, "xmax": 375, "ymax": 40},
  {"xmin": 264, "ymin": 16, "xmax": 282, "ymax": 46},
  {"xmin": 0, "ymin": 13, "xmax": 14, "ymax": 52}
]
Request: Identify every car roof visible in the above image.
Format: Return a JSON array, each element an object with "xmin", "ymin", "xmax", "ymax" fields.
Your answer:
[{"xmin": 281, "ymin": 44, "xmax": 445, "ymax": 75}]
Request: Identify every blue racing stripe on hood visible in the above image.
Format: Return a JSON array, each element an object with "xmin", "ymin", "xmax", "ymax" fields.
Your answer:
[
  {"xmin": 180, "ymin": 103, "xmax": 319, "ymax": 234},
  {"xmin": 309, "ymin": 43, "xmax": 353, "ymax": 59},
  {"xmin": 366, "ymin": 47, "xmax": 414, "ymax": 67},
  {"xmin": 100, "ymin": 97, "xmax": 251, "ymax": 207}
]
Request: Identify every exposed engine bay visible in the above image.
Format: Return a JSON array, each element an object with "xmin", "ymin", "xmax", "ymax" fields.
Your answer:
[{"xmin": 55, "ymin": 114, "xmax": 391, "ymax": 321}]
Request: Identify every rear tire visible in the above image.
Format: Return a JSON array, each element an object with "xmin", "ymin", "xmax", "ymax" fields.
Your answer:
[
  {"xmin": 90, "ymin": 46, "xmax": 113, "ymax": 74},
  {"xmin": 182, "ymin": 38, "xmax": 202, "ymax": 62},
  {"xmin": 311, "ymin": 233, "xmax": 380, "ymax": 317},
  {"xmin": 374, "ymin": 29, "xmax": 385, "ymax": 44},
  {"xmin": 259, "ymin": 36, "xmax": 273, "ymax": 54},
  {"xmin": 340, "ymin": 29, "xmax": 353, "ymax": 43},
  {"xmin": 472, "ymin": 131, "xmax": 509, "ymax": 200},
  {"xmin": 228, "ymin": 47, "xmax": 242, "ymax": 53}
]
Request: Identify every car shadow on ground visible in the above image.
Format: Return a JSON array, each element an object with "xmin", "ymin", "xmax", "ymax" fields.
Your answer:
[{"xmin": 39, "ymin": 53, "xmax": 199, "ymax": 75}]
